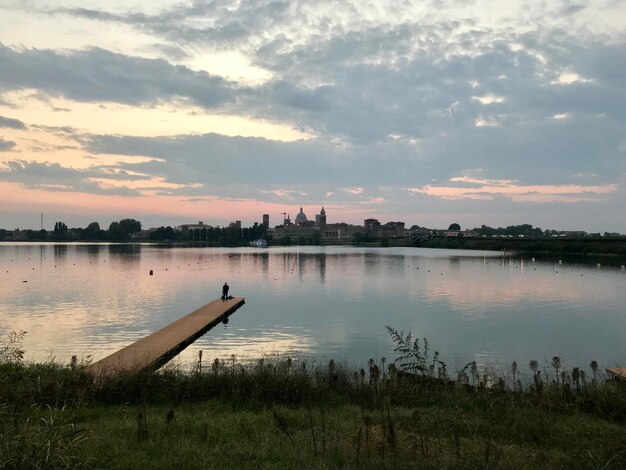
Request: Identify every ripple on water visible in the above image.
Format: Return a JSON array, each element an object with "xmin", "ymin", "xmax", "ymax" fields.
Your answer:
[{"xmin": 1, "ymin": 244, "xmax": 625, "ymax": 370}]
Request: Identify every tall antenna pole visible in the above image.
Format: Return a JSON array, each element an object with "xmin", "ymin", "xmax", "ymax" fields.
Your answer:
[{"xmin": 41, "ymin": 212, "xmax": 43, "ymax": 230}]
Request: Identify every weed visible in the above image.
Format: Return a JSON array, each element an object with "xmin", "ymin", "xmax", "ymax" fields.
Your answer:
[
  {"xmin": 1, "ymin": 329, "xmax": 626, "ymax": 468},
  {"xmin": 0, "ymin": 404, "xmax": 90, "ymax": 468},
  {"xmin": 0, "ymin": 330, "xmax": 26, "ymax": 364},
  {"xmin": 385, "ymin": 326, "xmax": 447, "ymax": 379}
]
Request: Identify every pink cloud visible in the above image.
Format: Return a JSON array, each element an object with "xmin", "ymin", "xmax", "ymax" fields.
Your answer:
[
  {"xmin": 0, "ymin": 182, "xmax": 285, "ymax": 223},
  {"xmin": 0, "ymin": 183, "xmax": 377, "ymax": 227},
  {"xmin": 407, "ymin": 177, "xmax": 619, "ymax": 203}
]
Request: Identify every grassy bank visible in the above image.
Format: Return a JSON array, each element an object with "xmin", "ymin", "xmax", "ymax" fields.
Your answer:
[
  {"xmin": 2, "ymin": 347, "xmax": 626, "ymax": 469},
  {"xmin": 421, "ymin": 236, "xmax": 626, "ymax": 257},
  {"xmin": 5, "ymin": 396, "xmax": 626, "ymax": 469}
]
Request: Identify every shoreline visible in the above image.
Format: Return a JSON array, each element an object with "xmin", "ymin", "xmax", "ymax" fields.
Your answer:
[
  {"xmin": 418, "ymin": 236, "xmax": 626, "ymax": 258},
  {"xmin": 3, "ymin": 237, "xmax": 626, "ymax": 252}
]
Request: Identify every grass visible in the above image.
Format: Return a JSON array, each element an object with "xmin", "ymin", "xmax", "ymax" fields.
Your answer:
[
  {"xmin": 3, "ymin": 394, "xmax": 625, "ymax": 469},
  {"xmin": 1, "ymin": 331, "xmax": 626, "ymax": 469}
]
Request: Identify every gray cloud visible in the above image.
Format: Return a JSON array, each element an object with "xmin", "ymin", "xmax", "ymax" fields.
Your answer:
[
  {"xmin": 0, "ymin": 160, "xmax": 141, "ymax": 195},
  {"xmin": 556, "ymin": 0, "xmax": 587, "ymax": 15},
  {"xmin": 81, "ymin": 127, "xmax": 624, "ymax": 205},
  {"xmin": 0, "ymin": 45, "xmax": 240, "ymax": 108},
  {"xmin": 81, "ymin": 131, "xmax": 430, "ymax": 203},
  {"xmin": 0, "ymin": 138, "xmax": 16, "ymax": 151},
  {"xmin": 1, "ymin": 0, "xmax": 625, "ymax": 230},
  {"xmin": 245, "ymin": 27, "xmax": 626, "ymax": 144},
  {"xmin": 46, "ymin": 1, "xmax": 292, "ymax": 48},
  {"xmin": 16, "ymin": 0, "xmax": 291, "ymax": 63},
  {"xmin": 1, "ymin": 20, "xmax": 624, "ymax": 148},
  {"xmin": 0, "ymin": 114, "xmax": 26, "ymax": 129}
]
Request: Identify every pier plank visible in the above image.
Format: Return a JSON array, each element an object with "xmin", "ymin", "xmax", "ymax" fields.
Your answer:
[
  {"xmin": 90, "ymin": 297, "xmax": 245, "ymax": 375},
  {"xmin": 606, "ymin": 368, "xmax": 626, "ymax": 381}
]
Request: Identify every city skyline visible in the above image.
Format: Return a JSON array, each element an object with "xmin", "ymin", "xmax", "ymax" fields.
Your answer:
[
  {"xmin": 1, "ymin": 1, "xmax": 625, "ymax": 232},
  {"xmin": 4, "ymin": 204, "xmax": 620, "ymax": 235}
]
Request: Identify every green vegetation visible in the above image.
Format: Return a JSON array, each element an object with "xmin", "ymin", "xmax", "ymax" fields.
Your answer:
[
  {"xmin": 1, "ymin": 331, "xmax": 625, "ymax": 469},
  {"xmin": 108, "ymin": 218, "xmax": 142, "ymax": 241},
  {"xmin": 423, "ymin": 236, "xmax": 626, "ymax": 256},
  {"xmin": 270, "ymin": 231, "xmax": 322, "ymax": 246},
  {"xmin": 2, "ymin": 218, "xmax": 269, "ymax": 246},
  {"xmin": 471, "ymin": 224, "xmax": 546, "ymax": 238}
]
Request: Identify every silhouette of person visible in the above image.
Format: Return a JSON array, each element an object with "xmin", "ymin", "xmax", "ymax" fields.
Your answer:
[{"xmin": 222, "ymin": 282, "xmax": 229, "ymax": 301}]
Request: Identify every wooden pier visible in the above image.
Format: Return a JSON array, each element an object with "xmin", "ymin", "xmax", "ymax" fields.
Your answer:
[
  {"xmin": 606, "ymin": 368, "xmax": 626, "ymax": 381},
  {"xmin": 89, "ymin": 297, "xmax": 245, "ymax": 375}
]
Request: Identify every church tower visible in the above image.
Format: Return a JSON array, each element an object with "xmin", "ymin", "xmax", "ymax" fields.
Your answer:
[{"xmin": 319, "ymin": 206, "xmax": 326, "ymax": 227}]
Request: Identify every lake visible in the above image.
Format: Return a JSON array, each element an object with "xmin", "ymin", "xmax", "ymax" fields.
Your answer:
[{"xmin": 1, "ymin": 243, "xmax": 624, "ymax": 373}]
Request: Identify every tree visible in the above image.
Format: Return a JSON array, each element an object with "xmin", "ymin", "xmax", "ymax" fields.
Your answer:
[
  {"xmin": 278, "ymin": 235, "xmax": 292, "ymax": 246},
  {"xmin": 118, "ymin": 219, "xmax": 142, "ymax": 239},
  {"xmin": 224, "ymin": 222, "xmax": 242, "ymax": 246},
  {"xmin": 84, "ymin": 222, "xmax": 101, "ymax": 240},
  {"xmin": 108, "ymin": 221, "xmax": 121, "ymax": 240},
  {"xmin": 53, "ymin": 221, "xmax": 68, "ymax": 240},
  {"xmin": 35, "ymin": 229, "xmax": 47, "ymax": 240},
  {"xmin": 149, "ymin": 226, "xmax": 177, "ymax": 241},
  {"xmin": 54, "ymin": 221, "xmax": 68, "ymax": 234},
  {"xmin": 311, "ymin": 231, "xmax": 321, "ymax": 245},
  {"xmin": 448, "ymin": 223, "xmax": 461, "ymax": 231},
  {"xmin": 109, "ymin": 219, "xmax": 141, "ymax": 241}
]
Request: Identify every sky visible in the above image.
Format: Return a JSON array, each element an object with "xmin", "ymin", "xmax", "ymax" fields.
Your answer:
[{"xmin": 0, "ymin": 0, "xmax": 625, "ymax": 232}]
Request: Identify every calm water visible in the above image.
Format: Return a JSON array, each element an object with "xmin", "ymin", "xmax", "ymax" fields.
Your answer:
[{"xmin": 1, "ymin": 243, "xmax": 624, "ymax": 372}]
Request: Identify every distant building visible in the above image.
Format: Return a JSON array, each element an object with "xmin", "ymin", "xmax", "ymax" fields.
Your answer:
[
  {"xmin": 439, "ymin": 230, "xmax": 460, "ymax": 237},
  {"xmin": 293, "ymin": 207, "xmax": 315, "ymax": 227},
  {"xmin": 381, "ymin": 221, "xmax": 407, "ymax": 238},
  {"xmin": 315, "ymin": 206, "xmax": 327, "ymax": 227},
  {"xmin": 322, "ymin": 223, "xmax": 363, "ymax": 241},
  {"xmin": 177, "ymin": 221, "xmax": 212, "ymax": 233},
  {"xmin": 462, "ymin": 231, "xmax": 479, "ymax": 238},
  {"xmin": 295, "ymin": 207, "xmax": 308, "ymax": 225},
  {"xmin": 272, "ymin": 206, "xmax": 328, "ymax": 240},
  {"xmin": 364, "ymin": 218, "xmax": 381, "ymax": 236},
  {"xmin": 560, "ymin": 231, "xmax": 588, "ymax": 237},
  {"xmin": 262, "ymin": 214, "xmax": 269, "ymax": 228},
  {"xmin": 271, "ymin": 223, "xmax": 318, "ymax": 240},
  {"xmin": 271, "ymin": 206, "xmax": 406, "ymax": 243}
]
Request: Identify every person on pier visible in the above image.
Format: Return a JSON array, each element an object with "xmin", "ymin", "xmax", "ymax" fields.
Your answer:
[{"xmin": 222, "ymin": 282, "xmax": 230, "ymax": 301}]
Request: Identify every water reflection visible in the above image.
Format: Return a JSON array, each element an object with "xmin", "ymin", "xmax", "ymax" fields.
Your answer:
[
  {"xmin": 0, "ymin": 244, "xmax": 624, "ymax": 371},
  {"xmin": 318, "ymin": 254, "xmax": 326, "ymax": 284},
  {"xmin": 54, "ymin": 244, "xmax": 67, "ymax": 266}
]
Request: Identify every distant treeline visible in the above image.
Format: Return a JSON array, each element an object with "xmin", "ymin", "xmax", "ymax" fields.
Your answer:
[
  {"xmin": 183, "ymin": 224, "xmax": 266, "ymax": 245},
  {"xmin": 1, "ymin": 219, "xmax": 267, "ymax": 246},
  {"xmin": 468, "ymin": 223, "xmax": 619, "ymax": 238},
  {"xmin": 422, "ymin": 236, "xmax": 626, "ymax": 256}
]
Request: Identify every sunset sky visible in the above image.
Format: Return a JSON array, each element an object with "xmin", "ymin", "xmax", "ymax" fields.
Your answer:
[{"xmin": 1, "ymin": 0, "xmax": 625, "ymax": 231}]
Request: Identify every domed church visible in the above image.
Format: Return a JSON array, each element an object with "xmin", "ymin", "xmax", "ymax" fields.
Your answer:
[
  {"xmin": 295, "ymin": 207, "xmax": 308, "ymax": 225},
  {"xmin": 271, "ymin": 205, "xmax": 364, "ymax": 242}
]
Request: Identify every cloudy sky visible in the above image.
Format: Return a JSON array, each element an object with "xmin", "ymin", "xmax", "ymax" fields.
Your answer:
[{"xmin": 0, "ymin": 0, "xmax": 625, "ymax": 231}]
